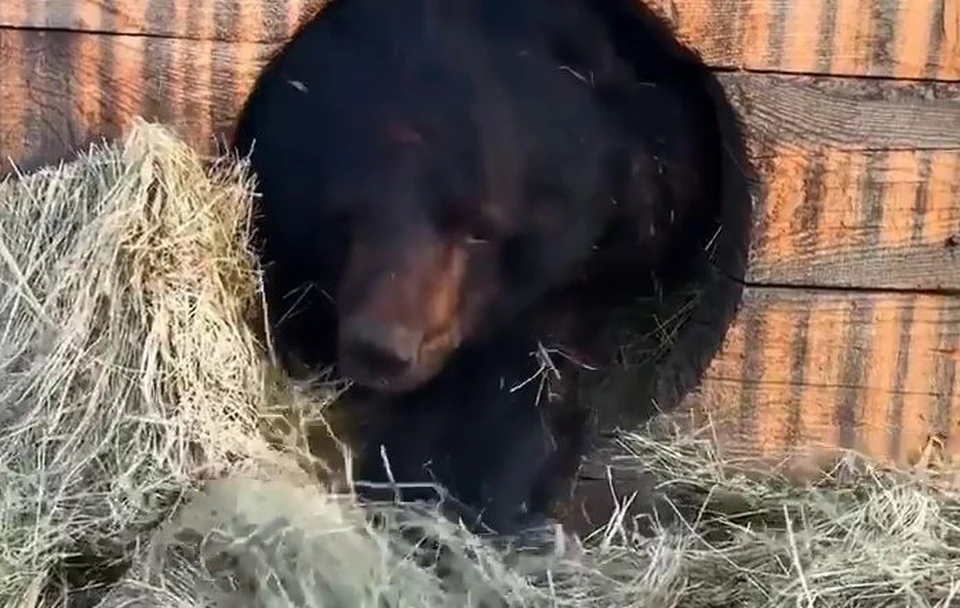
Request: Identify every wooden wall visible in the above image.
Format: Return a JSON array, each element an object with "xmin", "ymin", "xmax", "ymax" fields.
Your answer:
[{"xmin": 1, "ymin": 0, "xmax": 959, "ymax": 475}]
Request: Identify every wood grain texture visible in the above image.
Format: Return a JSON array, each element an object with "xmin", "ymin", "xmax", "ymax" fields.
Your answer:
[
  {"xmin": 671, "ymin": 286, "xmax": 960, "ymax": 473},
  {"xmin": 747, "ymin": 147, "xmax": 960, "ymax": 291},
  {"xmin": 1, "ymin": 0, "xmax": 957, "ymax": 79},
  {"xmin": 0, "ymin": 29, "xmax": 275, "ymax": 173},
  {"xmin": 0, "ymin": 0, "xmax": 325, "ymax": 43},
  {"xmin": 645, "ymin": 0, "xmax": 960, "ymax": 80},
  {"xmin": 2, "ymin": 29, "xmax": 957, "ymax": 290},
  {"xmin": 722, "ymin": 73, "xmax": 960, "ymax": 152},
  {"xmin": 727, "ymin": 73, "xmax": 960, "ymax": 290}
]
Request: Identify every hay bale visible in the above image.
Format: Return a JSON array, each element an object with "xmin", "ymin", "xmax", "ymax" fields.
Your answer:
[
  {"xmin": 0, "ymin": 120, "xmax": 958, "ymax": 608},
  {"xmin": 0, "ymin": 121, "xmax": 310, "ymax": 606}
]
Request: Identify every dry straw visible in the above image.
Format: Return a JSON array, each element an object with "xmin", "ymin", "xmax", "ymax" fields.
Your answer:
[
  {"xmin": 0, "ymin": 121, "xmax": 957, "ymax": 608},
  {"xmin": 0, "ymin": 121, "xmax": 313, "ymax": 607}
]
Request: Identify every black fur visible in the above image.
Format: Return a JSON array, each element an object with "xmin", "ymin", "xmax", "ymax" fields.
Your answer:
[{"xmin": 232, "ymin": 0, "xmax": 753, "ymax": 538}]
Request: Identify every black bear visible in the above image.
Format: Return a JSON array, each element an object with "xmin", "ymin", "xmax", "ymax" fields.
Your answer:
[{"xmin": 232, "ymin": 0, "xmax": 749, "ymax": 538}]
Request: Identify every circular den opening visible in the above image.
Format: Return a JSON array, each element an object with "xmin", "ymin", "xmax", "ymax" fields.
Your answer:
[{"xmin": 234, "ymin": 0, "xmax": 758, "ymax": 532}]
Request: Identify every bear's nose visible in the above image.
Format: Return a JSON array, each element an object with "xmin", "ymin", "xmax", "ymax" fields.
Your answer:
[{"xmin": 338, "ymin": 318, "xmax": 422, "ymax": 385}]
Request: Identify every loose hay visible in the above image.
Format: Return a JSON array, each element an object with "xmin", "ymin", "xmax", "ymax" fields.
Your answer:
[
  {"xmin": 0, "ymin": 122, "xmax": 309, "ymax": 606},
  {"xmin": 0, "ymin": 121, "xmax": 958, "ymax": 608}
]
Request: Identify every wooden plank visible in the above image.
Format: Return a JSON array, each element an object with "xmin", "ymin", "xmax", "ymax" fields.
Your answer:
[
  {"xmin": 725, "ymin": 73, "xmax": 960, "ymax": 291},
  {"xmin": 669, "ymin": 286, "xmax": 960, "ymax": 474},
  {"xmin": 646, "ymin": 0, "xmax": 960, "ymax": 80},
  {"xmin": 747, "ymin": 147, "xmax": 960, "ymax": 292},
  {"xmin": 1, "ymin": 0, "xmax": 957, "ymax": 79},
  {"xmin": 0, "ymin": 29, "xmax": 276, "ymax": 174},
  {"xmin": 0, "ymin": 0, "xmax": 323, "ymax": 43},
  {"xmin": 0, "ymin": 29, "xmax": 958, "ymax": 291},
  {"xmin": 722, "ymin": 73, "xmax": 960, "ymax": 152}
]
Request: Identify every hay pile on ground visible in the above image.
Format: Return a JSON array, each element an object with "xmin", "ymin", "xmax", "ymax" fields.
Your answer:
[
  {"xmin": 0, "ymin": 121, "xmax": 957, "ymax": 608},
  {"xmin": 0, "ymin": 120, "xmax": 311, "ymax": 606}
]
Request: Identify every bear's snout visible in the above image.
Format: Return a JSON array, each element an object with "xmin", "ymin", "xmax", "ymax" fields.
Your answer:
[{"xmin": 337, "ymin": 316, "xmax": 424, "ymax": 389}]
